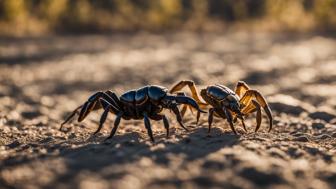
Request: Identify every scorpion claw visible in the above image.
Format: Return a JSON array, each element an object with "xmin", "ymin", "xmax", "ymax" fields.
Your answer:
[{"xmin": 173, "ymin": 96, "xmax": 206, "ymax": 113}]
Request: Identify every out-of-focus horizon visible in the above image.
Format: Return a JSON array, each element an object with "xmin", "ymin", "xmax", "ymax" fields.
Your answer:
[
  {"xmin": 1, "ymin": 1, "xmax": 336, "ymax": 189},
  {"xmin": 0, "ymin": 0, "xmax": 336, "ymax": 36}
]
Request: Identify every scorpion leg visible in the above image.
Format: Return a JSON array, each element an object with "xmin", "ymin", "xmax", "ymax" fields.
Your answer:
[
  {"xmin": 180, "ymin": 105, "xmax": 188, "ymax": 118},
  {"xmin": 175, "ymin": 91, "xmax": 201, "ymax": 124},
  {"xmin": 196, "ymin": 110, "xmax": 201, "ymax": 125},
  {"xmin": 77, "ymin": 92, "xmax": 111, "ymax": 121},
  {"xmin": 94, "ymin": 98, "xmax": 122, "ymax": 135},
  {"xmin": 150, "ymin": 114, "xmax": 170, "ymax": 138},
  {"xmin": 104, "ymin": 112, "xmax": 123, "ymax": 141},
  {"xmin": 234, "ymin": 81, "xmax": 250, "ymax": 98},
  {"xmin": 234, "ymin": 82, "xmax": 260, "ymax": 132},
  {"xmin": 208, "ymin": 108, "xmax": 215, "ymax": 133},
  {"xmin": 175, "ymin": 92, "xmax": 189, "ymax": 118},
  {"xmin": 143, "ymin": 113, "xmax": 155, "ymax": 142},
  {"xmin": 77, "ymin": 101, "xmax": 92, "ymax": 122},
  {"xmin": 162, "ymin": 116, "xmax": 170, "ymax": 138},
  {"xmin": 241, "ymin": 100, "xmax": 262, "ymax": 132},
  {"xmin": 252, "ymin": 100, "xmax": 262, "ymax": 132},
  {"xmin": 240, "ymin": 89, "xmax": 273, "ymax": 132},
  {"xmin": 94, "ymin": 104, "xmax": 111, "ymax": 135},
  {"xmin": 223, "ymin": 107, "xmax": 237, "ymax": 135},
  {"xmin": 61, "ymin": 91, "xmax": 122, "ymax": 130},
  {"xmin": 105, "ymin": 90, "xmax": 123, "ymax": 109},
  {"xmin": 171, "ymin": 104, "xmax": 189, "ymax": 131},
  {"xmin": 178, "ymin": 104, "xmax": 200, "ymax": 125},
  {"xmin": 241, "ymin": 118, "xmax": 247, "ymax": 132},
  {"xmin": 60, "ymin": 105, "xmax": 83, "ymax": 130}
]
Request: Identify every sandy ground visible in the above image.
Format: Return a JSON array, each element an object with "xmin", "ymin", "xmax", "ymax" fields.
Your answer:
[{"xmin": 0, "ymin": 32, "xmax": 335, "ymax": 189}]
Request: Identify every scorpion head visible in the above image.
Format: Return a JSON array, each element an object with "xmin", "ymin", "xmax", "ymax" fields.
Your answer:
[
  {"xmin": 200, "ymin": 89, "xmax": 207, "ymax": 99},
  {"xmin": 225, "ymin": 94, "xmax": 243, "ymax": 117}
]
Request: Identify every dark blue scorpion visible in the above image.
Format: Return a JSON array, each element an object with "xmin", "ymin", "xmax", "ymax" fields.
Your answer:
[{"xmin": 60, "ymin": 85, "xmax": 205, "ymax": 142}]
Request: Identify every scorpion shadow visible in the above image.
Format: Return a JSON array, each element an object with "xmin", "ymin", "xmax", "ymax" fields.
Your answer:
[
  {"xmin": 47, "ymin": 127, "xmax": 240, "ymax": 188},
  {"xmin": 0, "ymin": 125, "xmax": 240, "ymax": 188}
]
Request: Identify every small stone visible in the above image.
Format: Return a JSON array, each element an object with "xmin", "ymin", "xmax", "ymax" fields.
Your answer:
[
  {"xmin": 322, "ymin": 154, "xmax": 333, "ymax": 162},
  {"xmin": 293, "ymin": 136, "xmax": 309, "ymax": 142},
  {"xmin": 139, "ymin": 157, "xmax": 152, "ymax": 167},
  {"xmin": 68, "ymin": 133, "xmax": 77, "ymax": 139},
  {"xmin": 291, "ymin": 132, "xmax": 304, "ymax": 137},
  {"xmin": 304, "ymin": 146, "xmax": 320, "ymax": 155},
  {"xmin": 315, "ymin": 134, "xmax": 331, "ymax": 140},
  {"xmin": 41, "ymin": 96, "xmax": 55, "ymax": 107},
  {"xmin": 312, "ymin": 122, "xmax": 325, "ymax": 130},
  {"xmin": 7, "ymin": 140, "xmax": 21, "ymax": 149},
  {"xmin": 39, "ymin": 148, "xmax": 47, "ymax": 154},
  {"xmin": 40, "ymin": 137, "xmax": 53, "ymax": 143},
  {"xmin": 268, "ymin": 147, "xmax": 288, "ymax": 159},
  {"xmin": 45, "ymin": 132, "xmax": 53, "ymax": 136},
  {"xmin": 332, "ymin": 132, "xmax": 336, "ymax": 138},
  {"xmin": 150, "ymin": 143, "xmax": 166, "ymax": 151}
]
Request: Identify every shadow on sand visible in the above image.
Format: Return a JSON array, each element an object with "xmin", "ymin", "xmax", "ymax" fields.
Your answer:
[{"xmin": 0, "ymin": 126, "xmax": 240, "ymax": 188}]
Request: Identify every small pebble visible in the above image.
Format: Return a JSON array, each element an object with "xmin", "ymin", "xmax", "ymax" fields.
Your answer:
[
  {"xmin": 312, "ymin": 122, "xmax": 325, "ymax": 130},
  {"xmin": 293, "ymin": 136, "xmax": 309, "ymax": 142},
  {"xmin": 315, "ymin": 134, "xmax": 332, "ymax": 140},
  {"xmin": 7, "ymin": 140, "xmax": 21, "ymax": 149}
]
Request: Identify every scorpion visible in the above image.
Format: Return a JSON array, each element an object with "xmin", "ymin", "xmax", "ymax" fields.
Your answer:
[
  {"xmin": 60, "ymin": 85, "xmax": 205, "ymax": 142},
  {"xmin": 170, "ymin": 80, "xmax": 273, "ymax": 134}
]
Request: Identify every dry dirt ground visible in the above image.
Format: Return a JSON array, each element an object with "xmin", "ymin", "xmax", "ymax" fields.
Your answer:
[{"xmin": 0, "ymin": 32, "xmax": 335, "ymax": 189}]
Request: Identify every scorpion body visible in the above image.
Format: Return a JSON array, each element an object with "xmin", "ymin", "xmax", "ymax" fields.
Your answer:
[
  {"xmin": 170, "ymin": 80, "xmax": 273, "ymax": 134},
  {"xmin": 61, "ymin": 85, "xmax": 205, "ymax": 142}
]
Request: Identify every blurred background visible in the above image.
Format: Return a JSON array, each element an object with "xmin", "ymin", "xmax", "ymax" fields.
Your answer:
[
  {"xmin": 0, "ymin": 0, "xmax": 336, "ymax": 109},
  {"xmin": 0, "ymin": 0, "xmax": 336, "ymax": 36},
  {"xmin": 1, "ymin": 1, "xmax": 336, "ymax": 189}
]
